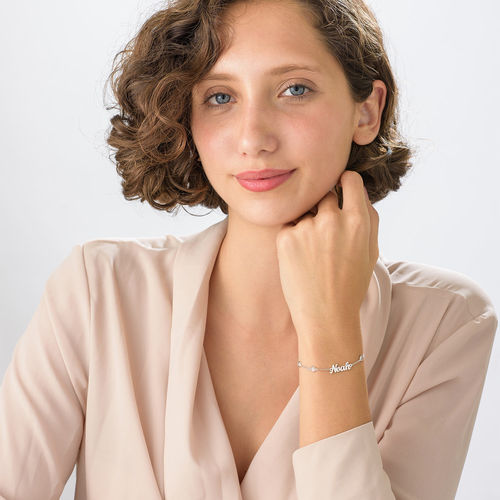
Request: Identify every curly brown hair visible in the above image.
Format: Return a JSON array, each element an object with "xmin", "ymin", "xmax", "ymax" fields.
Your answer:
[{"xmin": 105, "ymin": 0, "xmax": 415, "ymax": 215}]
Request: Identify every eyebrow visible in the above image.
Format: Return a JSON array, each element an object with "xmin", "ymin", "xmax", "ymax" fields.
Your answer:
[{"xmin": 200, "ymin": 64, "xmax": 321, "ymax": 82}]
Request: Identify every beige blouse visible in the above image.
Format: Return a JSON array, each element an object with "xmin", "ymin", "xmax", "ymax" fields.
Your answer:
[{"xmin": 0, "ymin": 216, "xmax": 497, "ymax": 499}]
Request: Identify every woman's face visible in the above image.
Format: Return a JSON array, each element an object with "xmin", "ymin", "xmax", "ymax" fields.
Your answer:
[{"xmin": 190, "ymin": 0, "xmax": 363, "ymax": 227}]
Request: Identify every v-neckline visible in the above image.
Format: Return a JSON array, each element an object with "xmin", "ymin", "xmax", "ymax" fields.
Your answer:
[{"xmin": 201, "ymin": 346, "xmax": 300, "ymax": 486}]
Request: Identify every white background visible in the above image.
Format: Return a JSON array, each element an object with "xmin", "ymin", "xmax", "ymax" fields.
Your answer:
[{"xmin": 1, "ymin": 0, "xmax": 499, "ymax": 497}]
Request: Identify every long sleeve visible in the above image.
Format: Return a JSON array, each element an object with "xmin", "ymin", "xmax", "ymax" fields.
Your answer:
[
  {"xmin": 291, "ymin": 307, "xmax": 497, "ymax": 500},
  {"xmin": 0, "ymin": 245, "xmax": 90, "ymax": 500}
]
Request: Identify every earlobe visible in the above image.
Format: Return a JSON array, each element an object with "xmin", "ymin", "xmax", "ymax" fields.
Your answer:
[{"xmin": 352, "ymin": 80, "xmax": 387, "ymax": 146}]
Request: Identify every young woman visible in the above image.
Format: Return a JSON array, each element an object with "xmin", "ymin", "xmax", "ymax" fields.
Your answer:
[{"xmin": 0, "ymin": 0, "xmax": 497, "ymax": 499}]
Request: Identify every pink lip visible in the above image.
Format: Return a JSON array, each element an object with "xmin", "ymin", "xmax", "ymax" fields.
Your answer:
[
  {"xmin": 235, "ymin": 169, "xmax": 294, "ymax": 180},
  {"xmin": 236, "ymin": 170, "xmax": 296, "ymax": 192}
]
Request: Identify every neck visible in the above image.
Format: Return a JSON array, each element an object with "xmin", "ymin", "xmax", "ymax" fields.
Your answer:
[{"xmin": 208, "ymin": 215, "xmax": 295, "ymax": 341}]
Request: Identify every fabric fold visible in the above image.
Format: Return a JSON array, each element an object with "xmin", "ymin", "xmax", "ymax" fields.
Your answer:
[{"xmin": 292, "ymin": 421, "xmax": 395, "ymax": 499}]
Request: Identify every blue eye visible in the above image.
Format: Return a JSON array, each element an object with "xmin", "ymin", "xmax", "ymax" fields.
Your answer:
[
  {"xmin": 282, "ymin": 83, "xmax": 311, "ymax": 98},
  {"xmin": 203, "ymin": 82, "xmax": 313, "ymax": 108},
  {"xmin": 203, "ymin": 92, "xmax": 232, "ymax": 107},
  {"xmin": 207, "ymin": 93, "xmax": 232, "ymax": 106}
]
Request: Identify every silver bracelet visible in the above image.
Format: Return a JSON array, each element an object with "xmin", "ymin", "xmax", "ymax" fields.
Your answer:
[{"xmin": 297, "ymin": 354, "xmax": 364, "ymax": 374}]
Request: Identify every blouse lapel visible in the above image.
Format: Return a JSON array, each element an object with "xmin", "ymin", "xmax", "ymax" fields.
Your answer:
[
  {"xmin": 163, "ymin": 216, "xmax": 392, "ymax": 500},
  {"xmin": 163, "ymin": 217, "xmax": 242, "ymax": 500},
  {"xmin": 239, "ymin": 384, "xmax": 300, "ymax": 499}
]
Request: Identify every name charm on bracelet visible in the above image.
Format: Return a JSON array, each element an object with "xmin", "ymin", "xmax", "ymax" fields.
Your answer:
[{"xmin": 297, "ymin": 354, "xmax": 364, "ymax": 374}]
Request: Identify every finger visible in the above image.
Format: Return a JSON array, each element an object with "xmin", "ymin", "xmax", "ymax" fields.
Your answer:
[
  {"xmin": 316, "ymin": 183, "xmax": 341, "ymax": 213},
  {"xmin": 368, "ymin": 203, "xmax": 380, "ymax": 267},
  {"xmin": 337, "ymin": 170, "xmax": 368, "ymax": 215},
  {"xmin": 362, "ymin": 183, "xmax": 379, "ymax": 266},
  {"xmin": 289, "ymin": 206, "xmax": 317, "ymax": 225}
]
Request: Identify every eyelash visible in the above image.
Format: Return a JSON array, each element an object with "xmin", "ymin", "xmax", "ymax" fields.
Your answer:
[{"xmin": 203, "ymin": 82, "xmax": 313, "ymax": 108}]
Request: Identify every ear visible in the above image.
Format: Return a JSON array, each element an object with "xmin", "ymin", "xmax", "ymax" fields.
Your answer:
[{"xmin": 352, "ymin": 80, "xmax": 387, "ymax": 146}]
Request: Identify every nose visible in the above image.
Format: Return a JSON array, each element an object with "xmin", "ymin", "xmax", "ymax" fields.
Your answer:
[{"xmin": 236, "ymin": 101, "xmax": 279, "ymax": 158}]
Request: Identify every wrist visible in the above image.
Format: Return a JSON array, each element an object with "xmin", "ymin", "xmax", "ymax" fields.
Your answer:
[
  {"xmin": 295, "ymin": 313, "xmax": 362, "ymax": 353},
  {"xmin": 297, "ymin": 338, "xmax": 364, "ymax": 371}
]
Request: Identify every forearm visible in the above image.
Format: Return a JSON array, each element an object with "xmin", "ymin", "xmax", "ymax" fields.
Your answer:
[{"xmin": 296, "ymin": 315, "xmax": 372, "ymax": 448}]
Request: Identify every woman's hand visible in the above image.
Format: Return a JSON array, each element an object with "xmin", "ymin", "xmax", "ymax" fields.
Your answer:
[{"xmin": 275, "ymin": 170, "xmax": 379, "ymax": 343}]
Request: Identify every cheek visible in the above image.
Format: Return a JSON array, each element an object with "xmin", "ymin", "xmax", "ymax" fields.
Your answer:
[
  {"xmin": 288, "ymin": 107, "xmax": 353, "ymax": 162},
  {"xmin": 191, "ymin": 114, "xmax": 230, "ymax": 160}
]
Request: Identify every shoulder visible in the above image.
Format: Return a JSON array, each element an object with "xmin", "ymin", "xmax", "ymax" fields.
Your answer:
[
  {"xmin": 381, "ymin": 256, "xmax": 497, "ymax": 321},
  {"xmin": 378, "ymin": 257, "xmax": 497, "ymax": 376},
  {"xmin": 47, "ymin": 234, "xmax": 183, "ymax": 299},
  {"xmin": 81, "ymin": 233, "xmax": 181, "ymax": 264},
  {"xmin": 81, "ymin": 233, "xmax": 183, "ymax": 260}
]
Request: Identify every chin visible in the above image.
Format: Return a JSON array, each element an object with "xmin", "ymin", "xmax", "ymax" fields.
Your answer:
[{"xmin": 228, "ymin": 205, "xmax": 297, "ymax": 228}]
